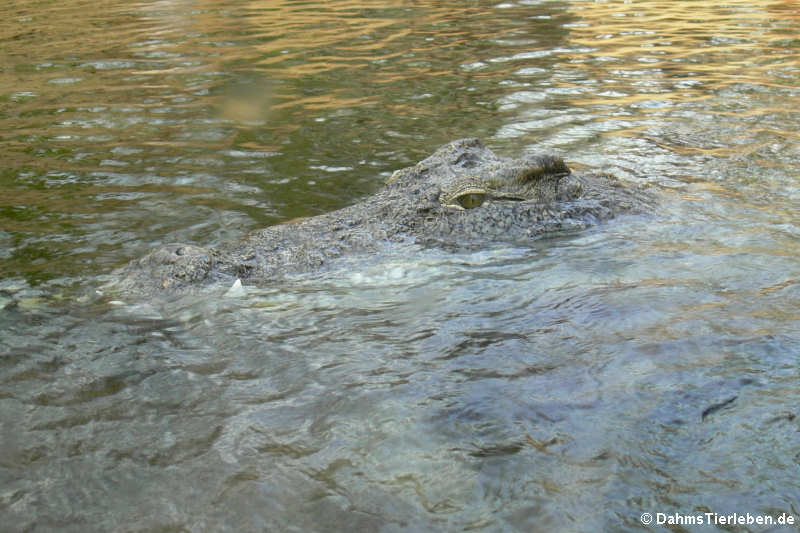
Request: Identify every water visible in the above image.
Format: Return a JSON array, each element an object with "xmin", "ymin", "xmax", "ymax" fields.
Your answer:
[{"xmin": 1, "ymin": 0, "xmax": 798, "ymax": 531}]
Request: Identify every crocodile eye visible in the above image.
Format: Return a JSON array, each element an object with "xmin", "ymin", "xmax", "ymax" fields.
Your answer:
[
  {"xmin": 441, "ymin": 186, "xmax": 488, "ymax": 210},
  {"xmin": 455, "ymin": 192, "xmax": 486, "ymax": 209}
]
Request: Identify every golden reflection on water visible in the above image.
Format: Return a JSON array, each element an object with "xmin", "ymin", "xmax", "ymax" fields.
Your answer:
[{"xmin": 561, "ymin": 0, "xmax": 800, "ymax": 107}]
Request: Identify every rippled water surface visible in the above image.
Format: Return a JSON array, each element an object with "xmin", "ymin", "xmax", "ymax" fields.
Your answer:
[{"xmin": 1, "ymin": 0, "xmax": 799, "ymax": 531}]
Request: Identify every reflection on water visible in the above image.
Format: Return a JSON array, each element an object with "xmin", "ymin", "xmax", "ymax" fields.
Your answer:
[
  {"xmin": 2, "ymin": 0, "xmax": 798, "ymax": 284},
  {"xmin": 1, "ymin": 0, "xmax": 799, "ymax": 531}
]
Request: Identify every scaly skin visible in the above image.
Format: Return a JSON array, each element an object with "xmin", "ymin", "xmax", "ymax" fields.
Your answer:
[{"xmin": 112, "ymin": 138, "xmax": 652, "ymax": 296}]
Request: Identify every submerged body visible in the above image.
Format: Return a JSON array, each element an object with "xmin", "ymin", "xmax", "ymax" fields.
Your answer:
[{"xmin": 114, "ymin": 138, "xmax": 652, "ymax": 295}]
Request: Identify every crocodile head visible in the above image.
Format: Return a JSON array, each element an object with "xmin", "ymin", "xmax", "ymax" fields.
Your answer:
[
  {"xmin": 382, "ymin": 138, "xmax": 606, "ymax": 244},
  {"xmin": 436, "ymin": 154, "xmax": 580, "ymax": 210}
]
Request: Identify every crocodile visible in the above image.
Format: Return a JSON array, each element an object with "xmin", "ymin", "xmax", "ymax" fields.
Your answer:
[{"xmin": 112, "ymin": 138, "xmax": 651, "ymax": 296}]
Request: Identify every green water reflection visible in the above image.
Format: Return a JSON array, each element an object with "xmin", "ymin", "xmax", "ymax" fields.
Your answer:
[
  {"xmin": 2, "ymin": 0, "xmax": 798, "ymax": 283},
  {"xmin": 3, "ymin": 1, "xmax": 798, "ymax": 282}
]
